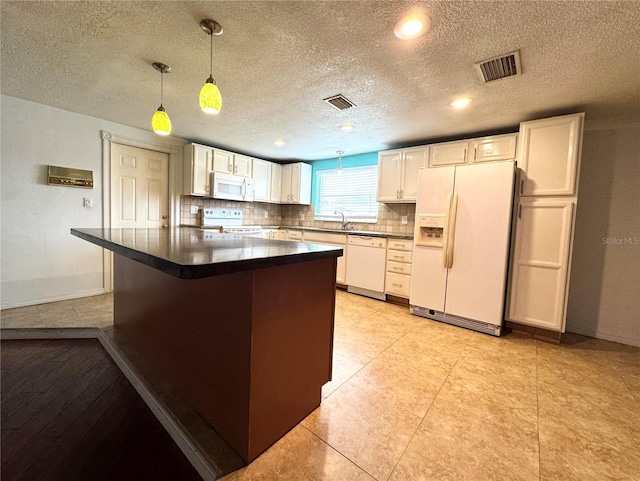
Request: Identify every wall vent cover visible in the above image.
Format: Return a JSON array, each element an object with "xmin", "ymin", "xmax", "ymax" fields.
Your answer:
[
  {"xmin": 475, "ymin": 50, "xmax": 522, "ymax": 83},
  {"xmin": 323, "ymin": 94, "xmax": 356, "ymax": 110}
]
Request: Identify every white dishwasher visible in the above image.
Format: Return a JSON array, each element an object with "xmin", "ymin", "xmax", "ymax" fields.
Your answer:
[{"xmin": 346, "ymin": 235, "xmax": 388, "ymax": 300}]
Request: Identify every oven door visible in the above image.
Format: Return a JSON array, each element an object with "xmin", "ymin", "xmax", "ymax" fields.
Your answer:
[{"xmin": 210, "ymin": 172, "xmax": 252, "ymax": 201}]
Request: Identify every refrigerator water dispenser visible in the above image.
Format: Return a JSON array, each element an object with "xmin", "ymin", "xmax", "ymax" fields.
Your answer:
[{"xmin": 415, "ymin": 214, "xmax": 445, "ymax": 247}]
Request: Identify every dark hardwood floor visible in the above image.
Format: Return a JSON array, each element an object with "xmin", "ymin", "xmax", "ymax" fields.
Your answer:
[{"xmin": 1, "ymin": 339, "xmax": 204, "ymax": 481}]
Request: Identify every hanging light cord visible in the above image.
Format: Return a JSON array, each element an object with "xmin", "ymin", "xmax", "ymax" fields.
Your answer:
[{"xmin": 160, "ymin": 69, "xmax": 164, "ymax": 108}]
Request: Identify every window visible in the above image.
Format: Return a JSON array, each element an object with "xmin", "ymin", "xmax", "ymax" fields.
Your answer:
[{"xmin": 315, "ymin": 165, "xmax": 379, "ymax": 223}]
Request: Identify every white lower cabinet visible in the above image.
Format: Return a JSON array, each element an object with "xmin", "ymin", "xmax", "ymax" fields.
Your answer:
[
  {"xmin": 385, "ymin": 239, "xmax": 413, "ymax": 298},
  {"xmin": 303, "ymin": 232, "xmax": 348, "ymax": 285},
  {"xmin": 507, "ymin": 198, "xmax": 575, "ymax": 331}
]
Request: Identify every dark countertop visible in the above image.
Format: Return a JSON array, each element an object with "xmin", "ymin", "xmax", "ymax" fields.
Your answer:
[
  {"xmin": 71, "ymin": 227, "xmax": 343, "ymax": 280},
  {"xmin": 183, "ymin": 224, "xmax": 414, "ymax": 240}
]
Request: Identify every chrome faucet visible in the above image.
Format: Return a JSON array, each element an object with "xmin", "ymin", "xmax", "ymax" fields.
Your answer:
[{"xmin": 334, "ymin": 210, "xmax": 349, "ymax": 230}]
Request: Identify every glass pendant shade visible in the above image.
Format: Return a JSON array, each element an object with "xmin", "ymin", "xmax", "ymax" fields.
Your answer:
[
  {"xmin": 152, "ymin": 107, "xmax": 171, "ymax": 136},
  {"xmin": 199, "ymin": 78, "xmax": 222, "ymax": 114}
]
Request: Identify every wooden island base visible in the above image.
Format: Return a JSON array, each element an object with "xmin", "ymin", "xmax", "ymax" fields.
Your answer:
[{"xmin": 114, "ymin": 253, "xmax": 337, "ymax": 462}]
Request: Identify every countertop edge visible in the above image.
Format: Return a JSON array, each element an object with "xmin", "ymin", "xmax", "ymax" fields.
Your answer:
[{"xmin": 71, "ymin": 229, "xmax": 343, "ymax": 280}]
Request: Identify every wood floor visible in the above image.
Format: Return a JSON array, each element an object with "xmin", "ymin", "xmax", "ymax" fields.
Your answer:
[{"xmin": 1, "ymin": 339, "xmax": 204, "ymax": 481}]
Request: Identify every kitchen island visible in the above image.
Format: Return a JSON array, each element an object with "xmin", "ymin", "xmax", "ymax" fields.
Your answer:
[{"xmin": 71, "ymin": 227, "xmax": 342, "ymax": 462}]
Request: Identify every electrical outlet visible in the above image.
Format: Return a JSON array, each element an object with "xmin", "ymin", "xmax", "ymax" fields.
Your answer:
[
  {"xmin": 264, "ymin": 210, "xmax": 269, "ymax": 218},
  {"xmin": 190, "ymin": 205, "xmax": 199, "ymax": 214},
  {"xmin": 83, "ymin": 197, "xmax": 93, "ymax": 208},
  {"xmin": 300, "ymin": 213, "xmax": 305, "ymax": 221},
  {"xmin": 401, "ymin": 215, "xmax": 408, "ymax": 225}
]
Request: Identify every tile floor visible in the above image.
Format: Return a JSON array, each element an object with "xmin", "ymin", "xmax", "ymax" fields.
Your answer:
[{"xmin": 2, "ymin": 291, "xmax": 639, "ymax": 480}]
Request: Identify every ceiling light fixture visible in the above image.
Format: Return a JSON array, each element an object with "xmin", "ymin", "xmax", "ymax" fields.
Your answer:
[
  {"xmin": 336, "ymin": 150, "xmax": 345, "ymax": 175},
  {"xmin": 340, "ymin": 123, "xmax": 355, "ymax": 132},
  {"xmin": 151, "ymin": 62, "xmax": 172, "ymax": 136},
  {"xmin": 450, "ymin": 98, "xmax": 472, "ymax": 109},
  {"xmin": 274, "ymin": 138, "xmax": 285, "ymax": 147},
  {"xmin": 199, "ymin": 19, "xmax": 223, "ymax": 115},
  {"xmin": 394, "ymin": 13, "xmax": 431, "ymax": 40}
]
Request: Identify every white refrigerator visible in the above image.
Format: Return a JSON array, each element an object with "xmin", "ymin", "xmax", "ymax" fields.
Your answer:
[{"xmin": 409, "ymin": 162, "xmax": 515, "ymax": 336}]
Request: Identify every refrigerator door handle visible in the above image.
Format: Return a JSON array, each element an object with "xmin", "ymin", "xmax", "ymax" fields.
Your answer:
[
  {"xmin": 446, "ymin": 193, "xmax": 459, "ymax": 268},
  {"xmin": 443, "ymin": 192, "xmax": 453, "ymax": 268}
]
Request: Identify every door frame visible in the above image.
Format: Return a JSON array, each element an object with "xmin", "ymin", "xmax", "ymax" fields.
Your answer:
[{"xmin": 101, "ymin": 130, "xmax": 185, "ymax": 292}]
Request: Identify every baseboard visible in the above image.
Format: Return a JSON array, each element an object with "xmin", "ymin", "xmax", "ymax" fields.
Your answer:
[
  {"xmin": 0, "ymin": 327, "xmax": 221, "ymax": 481},
  {"xmin": 504, "ymin": 321, "xmax": 562, "ymax": 344},
  {"xmin": 385, "ymin": 294, "xmax": 410, "ymax": 307},
  {"xmin": 566, "ymin": 326, "xmax": 640, "ymax": 348},
  {"xmin": 1, "ymin": 288, "xmax": 107, "ymax": 310}
]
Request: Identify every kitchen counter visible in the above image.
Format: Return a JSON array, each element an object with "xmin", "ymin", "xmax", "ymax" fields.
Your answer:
[
  {"xmin": 72, "ymin": 227, "xmax": 342, "ymax": 279},
  {"xmin": 71, "ymin": 226, "xmax": 339, "ymax": 463},
  {"xmin": 183, "ymin": 224, "xmax": 414, "ymax": 240}
]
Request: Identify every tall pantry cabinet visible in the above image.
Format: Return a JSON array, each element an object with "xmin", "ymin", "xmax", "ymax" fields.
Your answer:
[{"xmin": 506, "ymin": 113, "xmax": 584, "ymax": 332}]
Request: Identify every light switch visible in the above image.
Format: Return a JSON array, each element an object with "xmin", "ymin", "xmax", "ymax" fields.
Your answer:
[
  {"xmin": 300, "ymin": 213, "xmax": 305, "ymax": 221},
  {"xmin": 401, "ymin": 215, "xmax": 408, "ymax": 225},
  {"xmin": 264, "ymin": 211, "xmax": 269, "ymax": 218},
  {"xmin": 83, "ymin": 197, "xmax": 93, "ymax": 208},
  {"xmin": 190, "ymin": 205, "xmax": 199, "ymax": 214}
]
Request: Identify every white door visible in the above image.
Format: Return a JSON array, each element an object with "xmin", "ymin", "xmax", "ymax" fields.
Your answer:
[
  {"xmin": 377, "ymin": 152, "xmax": 402, "ymax": 201},
  {"xmin": 430, "ymin": 140, "xmax": 469, "ymax": 167},
  {"xmin": 517, "ymin": 114, "xmax": 582, "ymax": 196},
  {"xmin": 281, "ymin": 164, "xmax": 292, "ymax": 203},
  {"xmin": 400, "ymin": 147, "xmax": 429, "ymax": 200},
  {"xmin": 212, "ymin": 149, "xmax": 234, "ymax": 174},
  {"xmin": 507, "ymin": 198, "xmax": 574, "ymax": 331},
  {"xmin": 409, "ymin": 167, "xmax": 455, "ymax": 312},
  {"xmin": 271, "ymin": 163, "xmax": 283, "ymax": 203},
  {"xmin": 252, "ymin": 159, "xmax": 272, "ymax": 202},
  {"xmin": 111, "ymin": 143, "xmax": 169, "ymax": 228},
  {"xmin": 233, "ymin": 154, "xmax": 253, "ymax": 177},
  {"xmin": 289, "ymin": 163, "xmax": 302, "ymax": 203},
  {"xmin": 444, "ymin": 162, "xmax": 515, "ymax": 325}
]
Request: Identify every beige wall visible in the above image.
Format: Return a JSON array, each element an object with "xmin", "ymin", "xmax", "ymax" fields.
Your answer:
[{"xmin": 567, "ymin": 116, "xmax": 640, "ymax": 346}]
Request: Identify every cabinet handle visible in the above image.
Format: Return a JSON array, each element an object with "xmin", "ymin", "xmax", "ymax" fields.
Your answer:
[
  {"xmin": 473, "ymin": 147, "xmax": 477, "ymax": 161},
  {"xmin": 392, "ymin": 283, "xmax": 403, "ymax": 287},
  {"xmin": 228, "ymin": 160, "xmax": 233, "ymax": 172},
  {"xmin": 463, "ymin": 148, "xmax": 467, "ymax": 161},
  {"xmin": 392, "ymin": 267, "xmax": 402, "ymax": 271},
  {"xmin": 518, "ymin": 204, "xmax": 522, "ymax": 219},
  {"xmin": 234, "ymin": 164, "xmax": 238, "ymax": 174},
  {"xmin": 520, "ymin": 178, "xmax": 524, "ymax": 195},
  {"xmin": 399, "ymin": 188, "xmax": 404, "ymax": 198}
]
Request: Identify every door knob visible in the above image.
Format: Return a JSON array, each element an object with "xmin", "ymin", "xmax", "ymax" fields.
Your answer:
[
  {"xmin": 162, "ymin": 215, "xmax": 168, "ymax": 219},
  {"xmin": 162, "ymin": 224, "xmax": 168, "ymax": 228}
]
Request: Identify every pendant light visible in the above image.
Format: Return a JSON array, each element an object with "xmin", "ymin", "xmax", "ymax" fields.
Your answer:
[
  {"xmin": 336, "ymin": 150, "xmax": 345, "ymax": 175},
  {"xmin": 199, "ymin": 18, "xmax": 223, "ymax": 115},
  {"xmin": 151, "ymin": 62, "xmax": 172, "ymax": 136}
]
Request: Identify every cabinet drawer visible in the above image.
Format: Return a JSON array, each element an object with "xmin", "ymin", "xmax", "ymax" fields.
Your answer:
[
  {"xmin": 387, "ymin": 260, "xmax": 412, "ymax": 275},
  {"xmin": 386, "ymin": 272, "xmax": 411, "ymax": 298},
  {"xmin": 286, "ymin": 230, "xmax": 303, "ymax": 241},
  {"xmin": 387, "ymin": 250, "xmax": 413, "ymax": 263},
  {"xmin": 387, "ymin": 239, "xmax": 413, "ymax": 251}
]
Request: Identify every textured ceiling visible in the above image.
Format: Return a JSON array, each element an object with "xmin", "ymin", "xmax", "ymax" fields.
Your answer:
[{"xmin": 2, "ymin": 1, "xmax": 639, "ymax": 161}]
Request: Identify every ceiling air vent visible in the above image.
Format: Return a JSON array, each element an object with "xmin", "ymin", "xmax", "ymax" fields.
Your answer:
[
  {"xmin": 323, "ymin": 94, "xmax": 356, "ymax": 111},
  {"xmin": 475, "ymin": 50, "xmax": 522, "ymax": 83}
]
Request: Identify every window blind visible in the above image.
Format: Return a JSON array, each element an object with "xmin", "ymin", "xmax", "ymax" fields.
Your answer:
[{"xmin": 315, "ymin": 165, "xmax": 379, "ymax": 223}]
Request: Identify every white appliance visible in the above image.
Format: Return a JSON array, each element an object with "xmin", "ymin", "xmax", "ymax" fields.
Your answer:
[
  {"xmin": 210, "ymin": 172, "xmax": 255, "ymax": 202},
  {"xmin": 410, "ymin": 162, "xmax": 515, "ymax": 336},
  {"xmin": 201, "ymin": 208, "xmax": 262, "ymax": 235},
  {"xmin": 346, "ymin": 235, "xmax": 387, "ymax": 300}
]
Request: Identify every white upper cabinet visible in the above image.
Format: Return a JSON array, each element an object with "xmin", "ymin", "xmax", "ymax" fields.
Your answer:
[
  {"xmin": 281, "ymin": 162, "xmax": 312, "ymax": 204},
  {"xmin": 270, "ymin": 163, "xmax": 283, "ymax": 203},
  {"xmin": 183, "ymin": 143, "xmax": 213, "ymax": 196},
  {"xmin": 469, "ymin": 134, "xmax": 518, "ymax": 163},
  {"xmin": 377, "ymin": 146, "xmax": 428, "ymax": 203},
  {"xmin": 429, "ymin": 140, "xmax": 469, "ymax": 167},
  {"xmin": 517, "ymin": 113, "xmax": 584, "ymax": 196},
  {"xmin": 252, "ymin": 158, "xmax": 272, "ymax": 203},
  {"xmin": 212, "ymin": 149, "xmax": 253, "ymax": 178}
]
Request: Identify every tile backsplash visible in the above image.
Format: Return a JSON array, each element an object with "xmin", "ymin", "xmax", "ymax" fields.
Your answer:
[{"xmin": 180, "ymin": 196, "xmax": 416, "ymax": 235}]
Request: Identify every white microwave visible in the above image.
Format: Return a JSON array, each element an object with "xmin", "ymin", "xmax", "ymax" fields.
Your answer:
[{"xmin": 210, "ymin": 172, "xmax": 255, "ymax": 202}]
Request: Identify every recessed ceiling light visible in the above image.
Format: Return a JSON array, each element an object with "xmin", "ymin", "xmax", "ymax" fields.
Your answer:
[
  {"xmin": 340, "ymin": 123, "xmax": 355, "ymax": 132},
  {"xmin": 394, "ymin": 13, "xmax": 431, "ymax": 40},
  {"xmin": 450, "ymin": 98, "xmax": 472, "ymax": 109},
  {"xmin": 274, "ymin": 138, "xmax": 285, "ymax": 147}
]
